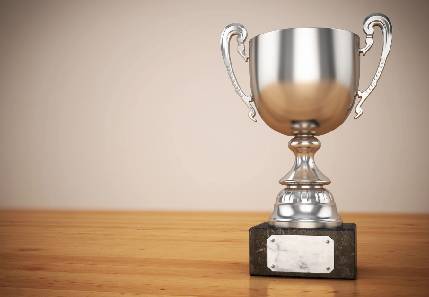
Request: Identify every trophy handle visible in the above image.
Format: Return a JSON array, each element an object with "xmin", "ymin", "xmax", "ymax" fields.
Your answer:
[
  {"xmin": 220, "ymin": 23, "xmax": 257, "ymax": 122},
  {"xmin": 355, "ymin": 13, "xmax": 392, "ymax": 119}
]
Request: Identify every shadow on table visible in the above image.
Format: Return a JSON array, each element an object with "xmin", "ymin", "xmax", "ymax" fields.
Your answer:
[{"xmin": 247, "ymin": 274, "xmax": 359, "ymax": 297}]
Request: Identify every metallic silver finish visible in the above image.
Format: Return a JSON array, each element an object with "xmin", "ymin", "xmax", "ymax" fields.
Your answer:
[
  {"xmin": 279, "ymin": 136, "xmax": 330, "ymax": 186},
  {"xmin": 271, "ymin": 186, "xmax": 340, "ymax": 228},
  {"xmin": 355, "ymin": 14, "xmax": 392, "ymax": 118},
  {"xmin": 220, "ymin": 23, "xmax": 257, "ymax": 122},
  {"xmin": 249, "ymin": 27, "xmax": 359, "ymax": 136},
  {"xmin": 220, "ymin": 14, "xmax": 392, "ymax": 228},
  {"xmin": 271, "ymin": 135, "xmax": 341, "ymax": 228}
]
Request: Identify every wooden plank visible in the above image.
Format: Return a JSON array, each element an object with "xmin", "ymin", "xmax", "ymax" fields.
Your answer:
[{"xmin": 0, "ymin": 211, "xmax": 428, "ymax": 296}]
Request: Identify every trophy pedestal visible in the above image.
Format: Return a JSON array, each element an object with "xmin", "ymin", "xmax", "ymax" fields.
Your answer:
[
  {"xmin": 249, "ymin": 222, "xmax": 356, "ymax": 279},
  {"xmin": 247, "ymin": 135, "xmax": 356, "ymax": 279}
]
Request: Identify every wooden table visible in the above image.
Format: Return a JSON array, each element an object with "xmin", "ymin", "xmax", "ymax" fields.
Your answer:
[{"xmin": 0, "ymin": 211, "xmax": 428, "ymax": 297}]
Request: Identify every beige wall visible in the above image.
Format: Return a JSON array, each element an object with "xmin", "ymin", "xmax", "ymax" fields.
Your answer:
[{"xmin": 0, "ymin": 0, "xmax": 428, "ymax": 212}]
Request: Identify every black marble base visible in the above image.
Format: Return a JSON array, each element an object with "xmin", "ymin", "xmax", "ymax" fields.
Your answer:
[{"xmin": 249, "ymin": 222, "xmax": 357, "ymax": 279}]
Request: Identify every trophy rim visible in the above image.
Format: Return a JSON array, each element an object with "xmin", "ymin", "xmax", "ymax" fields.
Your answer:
[{"xmin": 250, "ymin": 27, "xmax": 359, "ymax": 42}]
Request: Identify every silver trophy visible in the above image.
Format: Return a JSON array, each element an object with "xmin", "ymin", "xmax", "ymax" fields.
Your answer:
[{"xmin": 221, "ymin": 14, "xmax": 392, "ymax": 229}]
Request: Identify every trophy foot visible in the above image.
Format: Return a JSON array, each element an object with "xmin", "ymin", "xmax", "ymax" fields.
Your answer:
[
  {"xmin": 269, "ymin": 135, "xmax": 342, "ymax": 228},
  {"xmin": 269, "ymin": 187, "xmax": 342, "ymax": 228}
]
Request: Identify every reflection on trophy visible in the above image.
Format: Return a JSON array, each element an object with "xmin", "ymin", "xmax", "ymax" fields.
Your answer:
[{"xmin": 221, "ymin": 13, "xmax": 392, "ymax": 279}]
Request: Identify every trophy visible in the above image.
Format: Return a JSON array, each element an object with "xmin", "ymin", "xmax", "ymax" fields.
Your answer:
[{"xmin": 220, "ymin": 13, "xmax": 392, "ymax": 279}]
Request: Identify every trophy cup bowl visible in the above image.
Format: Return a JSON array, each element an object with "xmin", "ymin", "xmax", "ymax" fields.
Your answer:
[
  {"xmin": 221, "ymin": 14, "xmax": 392, "ymax": 230},
  {"xmin": 249, "ymin": 27, "xmax": 359, "ymax": 136}
]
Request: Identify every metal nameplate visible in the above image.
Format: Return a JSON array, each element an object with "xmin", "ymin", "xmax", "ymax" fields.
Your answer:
[{"xmin": 267, "ymin": 235, "xmax": 334, "ymax": 273}]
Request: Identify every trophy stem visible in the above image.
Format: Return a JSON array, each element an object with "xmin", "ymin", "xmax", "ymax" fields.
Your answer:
[
  {"xmin": 269, "ymin": 135, "xmax": 342, "ymax": 228},
  {"xmin": 279, "ymin": 135, "xmax": 330, "ymax": 186}
]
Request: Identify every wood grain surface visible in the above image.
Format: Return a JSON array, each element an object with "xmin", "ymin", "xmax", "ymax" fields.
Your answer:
[{"xmin": 0, "ymin": 211, "xmax": 428, "ymax": 297}]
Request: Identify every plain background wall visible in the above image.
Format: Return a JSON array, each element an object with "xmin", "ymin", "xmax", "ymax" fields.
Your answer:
[{"xmin": 1, "ymin": 0, "xmax": 428, "ymax": 213}]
